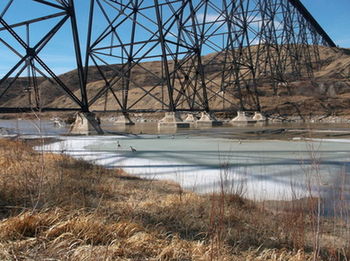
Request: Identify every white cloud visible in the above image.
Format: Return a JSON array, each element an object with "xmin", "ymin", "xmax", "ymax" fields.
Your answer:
[
  {"xmin": 248, "ymin": 15, "xmax": 283, "ymax": 31},
  {"xmin": 197, "ymin": 13, "xmax": 224, "ymax": 24}
]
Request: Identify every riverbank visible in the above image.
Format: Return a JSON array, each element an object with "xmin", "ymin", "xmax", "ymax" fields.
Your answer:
[{"xmin": 0, "ymin": 138, "xmax": 349, "ymax": 260}]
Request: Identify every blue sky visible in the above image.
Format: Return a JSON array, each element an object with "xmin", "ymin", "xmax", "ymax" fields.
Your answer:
[
  {"xmin": 302, "ymin": 0, "xmax": 350, "ymax": 47},
  {"xmin": 0, "ymin": 0, "xmax": 349, "ymax": 77}
]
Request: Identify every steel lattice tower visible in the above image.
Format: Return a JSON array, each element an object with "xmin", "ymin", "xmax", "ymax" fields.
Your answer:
[{"xmin": 0, "ymin": 0, "xmax": 336, "ymax": 114}]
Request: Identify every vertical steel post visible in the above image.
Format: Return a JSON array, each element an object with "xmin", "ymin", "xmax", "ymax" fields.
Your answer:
[
  {"xmin": 84, "ymin": 0, "xmax": 95, "ymax": 91},
  {"xmin": 68, "ymin": 0, "xmax": 89, "ymax": 112},
  {"xmin": 154, "ymin": 0, "xmax": 176, "ymax": 112}
]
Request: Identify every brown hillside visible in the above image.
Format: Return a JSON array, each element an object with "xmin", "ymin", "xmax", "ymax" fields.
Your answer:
[{"xmin": 1, "ymin": 46, "xmax": 350, "ymax": 116}]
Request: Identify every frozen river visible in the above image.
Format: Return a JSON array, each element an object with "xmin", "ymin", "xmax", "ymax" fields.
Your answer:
[
  {"xmin": 37, "ymin": 134, "xmax": 350, "ymax": 201},
  {"xmin": 1, "ymin": 118, "xmax": 350, "ymax": 201}
]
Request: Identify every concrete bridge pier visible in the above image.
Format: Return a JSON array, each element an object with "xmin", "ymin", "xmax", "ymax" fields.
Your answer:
[
  {"xmin": 158, "ymin": 112, "xmax": 190, "ymax": 129},
  {"xmin": 252, "ymin": 112, "xmax": 267, "ymax": 122},
  {"xmin": 196, "ymin": 112, "xmax": 223, "ymax": 127},
  {"xmin": 70, "ymin": 112, "xmax": 104, "ymax": 135},
  {"xmin": 230, "ymin": 111, "xmax": 255, "ymax": 125},
  {"xmin": 183, "ymin": 113, "xmax": 196, "ymax": 127}
]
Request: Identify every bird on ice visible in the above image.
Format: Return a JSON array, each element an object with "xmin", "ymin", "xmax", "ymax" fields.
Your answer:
[
  {"xmin": 117, "ymin": 141, "xmax": 121, "ymax": 148},
  {"xmin": 130, "ymin": 146, "xmax": 137, "ymax": 152}
]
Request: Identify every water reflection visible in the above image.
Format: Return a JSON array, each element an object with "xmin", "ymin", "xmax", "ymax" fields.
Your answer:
[{"xmin": 1, "ymin": 118, "xmax": 350, "ymax": 138}]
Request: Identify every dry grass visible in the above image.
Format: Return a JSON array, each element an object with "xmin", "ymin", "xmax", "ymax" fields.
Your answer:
[{"xmin": 0, "ymin": 139, "xmax": 349, "ymax": 260}]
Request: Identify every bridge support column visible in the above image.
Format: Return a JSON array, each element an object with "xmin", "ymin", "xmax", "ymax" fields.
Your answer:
[
  {"xmin": 70, "ymin": 112, "xmax": 104, "ymax": 135},
  {"xmin": 196, "ymin": 112, "xmax": 222, "ymax": 127},
  {"xmin": 158, "ymin": 112, "xmax": 189, "ymax": 129},
  {"xmin": 252, "ymin": 112, "xmax": 267, "ymax": 122},
  {"xmin": 230, "ymin": 111, "xmax": 255, "ymax": 125},
  {"xmin": 183, "ymin": 113, "xmax": 196, "ymax": 127}
]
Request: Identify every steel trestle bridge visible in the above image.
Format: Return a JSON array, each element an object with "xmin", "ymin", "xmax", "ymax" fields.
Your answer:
[{"xmin": 0, "ymin": 0, "xmax": 336, "ymax": 115}]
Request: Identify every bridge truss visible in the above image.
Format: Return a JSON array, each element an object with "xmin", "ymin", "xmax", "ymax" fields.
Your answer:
[{"xmin": 0, "ymin": 0, "xmax": 336, "ymax": 114}]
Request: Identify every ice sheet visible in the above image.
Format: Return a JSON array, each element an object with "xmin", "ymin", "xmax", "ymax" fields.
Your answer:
[{"xmin": 36, "ymin": 135, "xmax": 350, "ymax": 201}]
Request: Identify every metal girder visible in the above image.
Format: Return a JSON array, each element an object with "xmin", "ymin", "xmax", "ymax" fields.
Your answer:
[
  {"xmin": 0, "ymin": 0, "xmax": 337, "ymax": 114},
  {"xmin": 0, "ymin": 0, "xmax": 87, "ymax": 112},
  {"xmin": 83, "ymin": 0, "xmax": 336, "ymax": 113},
  {"xmin": 288, "ymin": 0, "xmax": 336, "ymax": 47}
]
